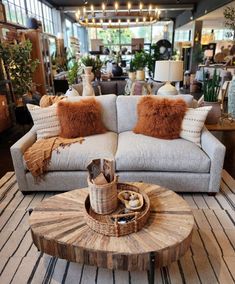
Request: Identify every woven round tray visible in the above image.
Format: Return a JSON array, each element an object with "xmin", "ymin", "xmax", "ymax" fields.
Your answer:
[{"xmin": 83, "ymin": 183, "xmax": 150, "ymax": 237}]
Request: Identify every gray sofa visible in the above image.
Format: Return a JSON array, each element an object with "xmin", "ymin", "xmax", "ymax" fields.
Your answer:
[{"xmin": 11, "ymin": 95, "xmax": 226, "ymax": 194}]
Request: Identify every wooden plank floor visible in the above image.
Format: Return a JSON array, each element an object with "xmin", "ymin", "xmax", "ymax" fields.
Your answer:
[{"xmin": 0, "ymin": 171, "xmax": 234, "ymax": 284}]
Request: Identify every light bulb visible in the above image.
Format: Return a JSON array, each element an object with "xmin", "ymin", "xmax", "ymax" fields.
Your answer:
[
  {"xmin": 139, "ymin": 3, "xmax": 143, "ymax": 11},
  {"xmin": 92, "ymin": 18, "xmax": 95, "ymax": 23},
  {"xmin": 91, "ymin": 5, "xmax": 94, "ymax": 13},
  {"xmin": 143, "ymin": 17, "xmax": 146, "ymax": 22},
  {"xmin": 83, "ymin": 7, "xmax": 86, "ymax": 15},
  {"xmin": 109, "ymin": 19, "xmax": 112, "ymax": 25},
  {"xmin": 76, "ymin": 10, "xmax": 81, "ymax": 18},
  {"xmin": 118, "ymin": 19, "xmax": 121, "ymax": 25},
  {"xmin": 149, "ymin": 4, "xmax": 152, "ymax": 13},
  {"xmin": 100, "ymin": 19, "xmax": 103, "ymax": 24},
  {"xmin": 102, "ymin": 3, "xmax": 105, "ymax": 11},
  {"xmin": 85, "ymin": 18, "xmax": 88, "ymax": 23},
  {"xmin": 136, "ymin": 18, "xmax": 139, "ymax": 23},
  {"xmin": 115, "ymin": 2, "xmax": 118, "ymax": 11},
  {"xmin": 127, "ymin": 18, "xmax": 130, "ymax": 25},
  {"xmin": 127, "ymin": 2, "xmax": 131, "ymax": 10}
]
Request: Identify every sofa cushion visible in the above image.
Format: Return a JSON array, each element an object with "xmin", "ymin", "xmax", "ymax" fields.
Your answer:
[
  {"xmin": 116, "ymin": 80, "xmax": 127, "ymax": 96},
  {"xmin": 24, "ymin": 132, "xmax": 118, "ymax": 171},
  {"xmin": 57, "ymin": 99, "xmax": 107, "ymax": 138},
  {"xmin": 67, "ymin": 95, "xmax": 117, "ymax": 132},
  {"xmin": 26, "ymin": 103, "xmax": 61, "ymax": 140},
  {"xmin": 99, "ymin": 81, "xmax": 117, "ymax": 95},
  {"xmin": 117, "ymin": 95, "xmax": 194, "ymax": 133},
  {"xmin": 133, "ymin": 97, "xmax": 187, "ymax": 139},
  {"xmin": 115, "ymin": 131, "xmax": 210, "ymax": 173}
]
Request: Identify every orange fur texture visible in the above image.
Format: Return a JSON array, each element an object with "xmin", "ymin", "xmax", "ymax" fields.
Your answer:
[
  {"xmin": 133, "ymin": 97, "xmax": 187, "ymax": 139},
  {"xmin": 57, "ymin": 99, "xmax": 107, "ymax": 138}
]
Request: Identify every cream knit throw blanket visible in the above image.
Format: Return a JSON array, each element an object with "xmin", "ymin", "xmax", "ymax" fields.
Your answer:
[{"xmin": 24, "ymin": 137, "xmax": 85, "ymax": 180}]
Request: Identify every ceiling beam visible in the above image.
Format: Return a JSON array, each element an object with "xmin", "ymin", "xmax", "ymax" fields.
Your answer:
[{"xmin": 61, "ymin": 4, "xmax": 194, "ymax": 13}]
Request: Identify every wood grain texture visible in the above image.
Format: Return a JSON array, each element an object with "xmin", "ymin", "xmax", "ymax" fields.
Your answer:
[
  {"xmin": 29, "ymin": 183, "xmax": 194, "ymax": 271},
  {"xmin": 0, "ymin": 172, "xmax": 234, "ymax": 283}
]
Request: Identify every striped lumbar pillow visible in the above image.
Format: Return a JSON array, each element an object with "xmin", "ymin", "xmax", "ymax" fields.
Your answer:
[
  {"xmin": 27, "ymin": 103, "xmax": 61, "ymax": 140},
  {"xmin": 180, "ymin": 106, "xmax": 212, "ymax": 147}
]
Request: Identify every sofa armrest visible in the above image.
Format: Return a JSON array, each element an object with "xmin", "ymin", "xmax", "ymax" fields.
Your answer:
[
  {"xmin": 10, "ymin": 129, "xmax": 37, "ymax": 192},
  {"xmin": 201, "ymin": 127, "xmax": 226, "ymax": 192}
]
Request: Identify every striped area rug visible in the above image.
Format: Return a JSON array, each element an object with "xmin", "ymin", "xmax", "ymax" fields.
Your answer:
[{"xmin": 0, "ymin": 171, "xmax": 234, "ymax": 284}]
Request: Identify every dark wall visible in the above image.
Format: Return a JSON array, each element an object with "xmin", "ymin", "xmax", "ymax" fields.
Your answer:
[{"xmin": 175, "ymin": 0, "xmax": 234, "ymax": 28}]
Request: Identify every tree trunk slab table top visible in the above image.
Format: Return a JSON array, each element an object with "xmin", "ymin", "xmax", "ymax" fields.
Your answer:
[{"xmin": 29, "ymin": 182, "xmax": 194, "ymax": 273}]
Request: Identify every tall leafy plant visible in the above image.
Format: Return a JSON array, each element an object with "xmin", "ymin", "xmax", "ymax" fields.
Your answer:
[
  {"xmin": 203, "ymin": 69, "xmax": 221, "ymax": 102},
  {"xmin": 0, "ymin": 40, "xmax": 39, "ymax": 100}
]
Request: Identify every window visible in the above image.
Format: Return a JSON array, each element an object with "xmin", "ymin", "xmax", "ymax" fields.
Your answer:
[{"xmin": 2, "ymin": 0, "xmax": 54, "ymax": 34}]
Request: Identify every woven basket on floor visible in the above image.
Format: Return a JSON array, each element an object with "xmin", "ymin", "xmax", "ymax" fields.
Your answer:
[{"xmin": 87, "ymin": 175, "xmax": 118, "ymax": 214}]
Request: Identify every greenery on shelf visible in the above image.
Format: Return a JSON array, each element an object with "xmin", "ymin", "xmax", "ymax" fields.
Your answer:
[
  {"xmin": 223, "ymin": 6, "xmax": 235, "ymax": 40},
  {"xmin": 203, "ymin": 69, "xmax": 221, "ymax": 102},
  {"xmin": 149, "ymin": 44, "xmax": 160, "ymax": 74},
  {"xmin": 51, "ymin": 48, "xmax": 75, "ymax": 73},
  {"xmin": 132, "ymin": 51, "xmax": 150, "ymax": 70},
  {"xmin": 67, "ymin": 61, "xmax": 81, "ymax": 86},
  {"xmin": 81, "ymin": 55, "xmax": 96, "ymax": 67},
  {"xmin": 0, "ymin": 40, "xmax": 39, "ymax": 100},
  {"xmin": 80, "ymin": 55, "xmax": 103, "ymax": 75},
  {"xmin": 129, "ymin": 60, "xmax": 135, "ymax": 72}
]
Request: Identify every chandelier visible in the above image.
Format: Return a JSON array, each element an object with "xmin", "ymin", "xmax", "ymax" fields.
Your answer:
[{"xmin": 75, "ymin": 2, "xmax": 161, "ymax": 28}]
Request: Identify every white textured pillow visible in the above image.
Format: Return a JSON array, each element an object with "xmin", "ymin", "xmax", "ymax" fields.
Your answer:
[
  {"xmin": 180, "ymin": 106, "xmax": 212, "ymax": 147},
  {"xmin": 27, "ymin": 103, "xmax": 61, "ymax": 140}
]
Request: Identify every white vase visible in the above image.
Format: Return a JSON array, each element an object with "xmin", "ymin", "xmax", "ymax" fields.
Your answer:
[
  {"xmin": 82, "ymin": 74, "xmax": 95, "ymax": 96},
  {"xmin": 65, "ymin": 87, "xmax": 80, "ymax": 97},
  {"xmin": 84, "ymin": 66, "xmax": 95, "ymax": 81}
]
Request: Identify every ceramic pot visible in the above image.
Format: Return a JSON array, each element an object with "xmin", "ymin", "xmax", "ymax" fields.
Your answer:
[
  {"xmin": 203, "ymin": 101, "xmax": 221, "ymax": 124},
  {"xmin": 128, "ymin": 72, "xmax": 136, "ymax": 81},
  {"xmin": 136, "ymin": 70, "xmax": 145, "ymax": 81},
  {"xmin": 84, "ymin": 66, "xmax": 95, "ymax": 81},
  {"xmin": 82, "ymin": 74, "xmax": 95, "ymax": 96}
]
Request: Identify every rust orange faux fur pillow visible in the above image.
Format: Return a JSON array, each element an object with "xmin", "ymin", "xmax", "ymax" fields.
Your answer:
[
  {"xmin": 57, "ymin": 99, "xmax": 107, "ymax": 138},
  {"xmin": 133, "ymin": 97, "xmax": 187, "ymax": 139}
]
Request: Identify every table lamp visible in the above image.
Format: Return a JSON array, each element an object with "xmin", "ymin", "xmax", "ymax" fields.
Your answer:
[{"xmin": 154, "ymin": 60, "xmax": 183, "ymax": 96}]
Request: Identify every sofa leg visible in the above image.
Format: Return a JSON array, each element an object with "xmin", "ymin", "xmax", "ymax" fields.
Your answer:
[{"xmin": 208, "ymin": 192, "xmax": 216, "ymax": 196}]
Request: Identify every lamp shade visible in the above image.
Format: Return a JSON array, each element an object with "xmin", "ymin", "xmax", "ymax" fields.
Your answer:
[{"xmin": 154, "ymin": 60, "xmax": 183, "ymax": 82}]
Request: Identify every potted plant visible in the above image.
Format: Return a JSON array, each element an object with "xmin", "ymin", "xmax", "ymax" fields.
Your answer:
[
  {"xmin": 132, "ymin": 51, "xmax": 149, "ymax": 81},
  {"xmin": 128, "ymin": 60, "xmax": 136, "ymax": 81},
  {"xmin": 93, "ymin": 56, "xmax": 103, "ymax": 80},
  {"xmin": 202, "ymin": 68, "xmax": 221, "ymax": 124},
  {"xmin": 67, "ymin": 61, "xmax": 81, "ymax": 87},
  {"xmin": 0, "ymin": 39, "xmax": 39, "ymax": 106},
  {"xmin": 81, "ymin": 55, "xmax": 96, "ymax": 77}
]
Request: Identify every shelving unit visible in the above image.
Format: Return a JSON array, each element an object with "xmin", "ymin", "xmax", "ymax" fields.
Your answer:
[
  {"xmin": 70, "ymin": 36, "xmax": 80, "ymax": 60},
  {"xmin": 24, "ymin": 30, "xmax": 55, "ymax": 96}
]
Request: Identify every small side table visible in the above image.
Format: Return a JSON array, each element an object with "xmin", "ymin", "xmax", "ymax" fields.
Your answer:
[
  {"xmin": 206, "ymin": 121, "xmax": 235, "ymax": 131},
  {"xmin": 206, "ymin": 121, "xmax": 235, "ymax": 179}
]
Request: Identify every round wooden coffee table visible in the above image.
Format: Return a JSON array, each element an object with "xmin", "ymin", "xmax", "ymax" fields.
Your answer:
[{"xmin": 29, "ymin": 183, "xmax": 194, "ymax": 280}]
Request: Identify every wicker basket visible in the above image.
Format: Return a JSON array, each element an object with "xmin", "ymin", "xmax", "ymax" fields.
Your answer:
[
  {"xmin": 87, "ymin": 175, "xmax": 118, "ymax": 214},
  {"xmin": 84, "ymin": 183, "xmax": 150, "ymax": 237}
]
